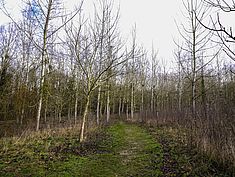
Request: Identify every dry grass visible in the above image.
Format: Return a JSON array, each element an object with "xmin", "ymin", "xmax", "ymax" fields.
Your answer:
[
  {"xmin": 138, "ymin": 117, "xmax": 235, "ymax": 175},
  {"xmin": 0, "ymin": 118, "xmax": 100, "ymax": 153}
]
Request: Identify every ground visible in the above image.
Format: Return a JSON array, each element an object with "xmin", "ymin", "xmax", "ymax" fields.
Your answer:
[{"xmin": 0, "ymin": 121, "xmax": 233, "ymax": 176}]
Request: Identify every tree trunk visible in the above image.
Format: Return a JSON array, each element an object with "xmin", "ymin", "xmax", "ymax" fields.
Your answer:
[
  {"xmin": 121, "ymin": 97, "xmax": 125, "ymax": 114},
  {"xmin": 36, "ymin": 0, "xmax": 52, "ymax": 131},
  {"xmin": 74, "ymin": 92, "xmax": 78, "ymax": 125},
  {"xmin": 96, "ymin": 85, "xmax": 101, "ymax": 125},
  {"xmin": 151, "ymin": 86, "xmax": 154, "ymax": 113},
  {"xmin": 118, "ymin": 96, "xmax": 121, "ymax": 117},
  {"xmin": 112, "ymin": 96, "xmax": 115, "ymax": 115},
  {"xmin": 201, "ymin": 58, "xmax": 207, "ymax": 119},
  {"xmin": 106, "ymin": 85, "xmax": 110, "ymax": 123},
  {"xmin": 44, "ymin": 99, "xmax": 48, "ymax": 123},
  {"xmin": 141, "ymin": 85, "xmax": 144, "ymax": 113},
  {"xmin": 36, "ymin": 92, "xmax": 43, "ymax": 131},
  {"xmin": 131, "ymin": 83, "xmax": 134, "ymax": 119},
  {"xmin": 126, "ymin": 102, "xmax": 129, "ymax": 120},
  {"xmin": 190, "ymin": 0, "xmax": 197, "ymax": 121},
  {"xmin": 178, "ymin": 61, "xmax": 182, "ymax": 113},
  {"xmin": 79, "ymin": 94, "xmax": 90, "ymax": 142},
  {"xmin": 59, "ymin": 104, "xmax": 62, "ymax": 123}
]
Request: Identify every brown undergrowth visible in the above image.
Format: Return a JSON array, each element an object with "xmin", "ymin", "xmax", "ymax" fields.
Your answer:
[{"xmin": 140, "ymin": 119, "xmax": 235, "ymax": 177}]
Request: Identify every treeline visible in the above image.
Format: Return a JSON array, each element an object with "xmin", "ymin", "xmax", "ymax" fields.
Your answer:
[{"xmin": 0, "ymin": 0, "xmax": 234, "ymax": 166}]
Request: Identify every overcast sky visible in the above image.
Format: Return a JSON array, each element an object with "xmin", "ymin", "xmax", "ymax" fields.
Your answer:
[
  {"xmin": 0, "ymin": 0, "xmax": 234, "ymax": 68},
  {"xmin": 119, "ymin": 0, "xmax": 183, "ymax": 67}
]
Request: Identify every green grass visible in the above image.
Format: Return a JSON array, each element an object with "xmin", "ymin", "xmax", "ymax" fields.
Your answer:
[
  {"xmin": 0, "ymin": 127, "xmax": 82, "ymax": 177},
  {"xmin": 1, "ymin": 121, "xmax": 233, "ymax": 176},
  {"xmin": 98, "ymin": 122, "xmax": 163, "ymax": 176},
  {"xmin": 68, "ymin": 122, "xmax": 163, "ymax": 176},
  {"xmin": 0, "ymin": 122, "xmax": 163, "ymax": 177}
]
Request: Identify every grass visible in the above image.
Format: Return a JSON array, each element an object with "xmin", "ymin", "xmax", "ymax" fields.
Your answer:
[
  {"xmin": 0, "ymin": 121, "xmax": 234, "ymax": 176},
  {"xmin": 63, "ymin": 122, "xmax": 163, "ymax": 176},
  {"xmin": 0, "ymin": 122, "xmax": 163, "ymax": 176},
  {"xmin": 146, "ymin": 124, "xmax": 235, "ymax": 176},
  {"xmin": 100, "ymin": 122, "xmax": 163, "ymax": 176},
  {"xmin": 0, "ymin": 126, "xmax": 82, "ymax": 176}
]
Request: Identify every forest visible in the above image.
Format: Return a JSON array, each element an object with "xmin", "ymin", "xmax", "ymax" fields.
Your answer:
[{"xmin": 0, "ymin": 0, "xmax": 234, "ymax": 176}]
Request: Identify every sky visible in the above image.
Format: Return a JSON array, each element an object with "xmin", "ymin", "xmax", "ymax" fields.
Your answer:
[
  {"xmin": 68, "ymin": 0, "xmax": 183, "ymax": 67},
  {"xmin": 119, "ymin": 0, "xmax": 182, "ymax": 67},
  {"xmin": 0, "ymin": 0, "xmax": 234, "ymax": 69},
  {"xmin": 0, "ymin": 0, "xmax": 183, "ymax": 67}
]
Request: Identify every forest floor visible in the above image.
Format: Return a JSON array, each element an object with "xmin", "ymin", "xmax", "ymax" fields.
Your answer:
[{"xmin": 0, "ymin": 121, "xmax": 234, "ymax": 176}]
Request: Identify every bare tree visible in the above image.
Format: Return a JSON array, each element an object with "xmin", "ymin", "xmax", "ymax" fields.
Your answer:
[
  {"xmin": 65, "ymin": 0, "xmax": 127, "ymax": 142},
  {"xmin": 201, "ymin": 0, "xmax": 235, "ymax": 63},
  {"xmin": 174, "ymin": 46, "xmax": 183, "ymax": 114},
  {"xmin": 175, "ymin": 0, "xmax": 214, "ymax": 119},
  {"xmin": 1, "ymin": 0, "xmax": 83, "ymax": 130},
  {"xmin": 150, "ymin": 46, "xmax": 158, "ymax": 115}
]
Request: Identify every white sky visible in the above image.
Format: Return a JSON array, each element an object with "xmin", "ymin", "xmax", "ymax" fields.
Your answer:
[
  {"xmin": 0, "ymin": 0, "xmax": 234, "ymax": 68},
  {"xmin": 119, "ymin": 0, "xmax": 182, "ymax": 67}
]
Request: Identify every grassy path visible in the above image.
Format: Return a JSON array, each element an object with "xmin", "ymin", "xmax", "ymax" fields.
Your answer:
[
  {"xmin": 1, "ymin": 121, "xmax": 233, "ymax": 176},
  {"xmin": 0, "ymin": 122, "xmax": 163, "ymax": 176},
  {"xmin": 74, "ymin": 122, "xmax": 163, "ymax": 176}
]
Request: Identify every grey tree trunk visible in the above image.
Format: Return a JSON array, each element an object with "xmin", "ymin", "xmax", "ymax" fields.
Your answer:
[
  {"xmin": 178, "ymin": 62, "xmax": 182, "ymax": 112},
  {"xmin": 126, "ymin": 102, "xmax": 129, "ymax": 120},
  {"xmin": 74, "ymin": 92, "xmax": 78, "ymax": 125},
  {"xmin": 106, "ymin": 85, "xmax": 110, "ymax": 123},
  {"xmin": 80, "ymin": 94, "xmax": 90, "ymax": 142},
  {"xmin": 151, "ymin": 86, "xmax": 154, "ymax": 113},
  {"xmin": 44, "ymin": 101, "xmax": 48, "ymax": 123},
  {"xmin": 36, "ymin": 0, "xmax": 52, "ymax": 131},
  {"xmin": 191, "ymin": 6, "xmax": 197, "ymax": 119},
  {"xmin": 96, "ymin": 86, "xmax": 101, "ymax": 125},
  {"xmin": 131, "ymin": 83, "xmax": 134, "ymax": 119},
  {"xmin": 121, "ymin": 97, "xmax": 125, "ymax": 114},
  {"xmin": 141, "ymin": 85, "xmax": 144, "ymax": 113}
]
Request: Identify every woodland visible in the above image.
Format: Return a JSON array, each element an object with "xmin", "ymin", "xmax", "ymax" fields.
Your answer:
[{"xmin": 0, "ymin": 0, "xmax": 234, "ymax": 176}]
